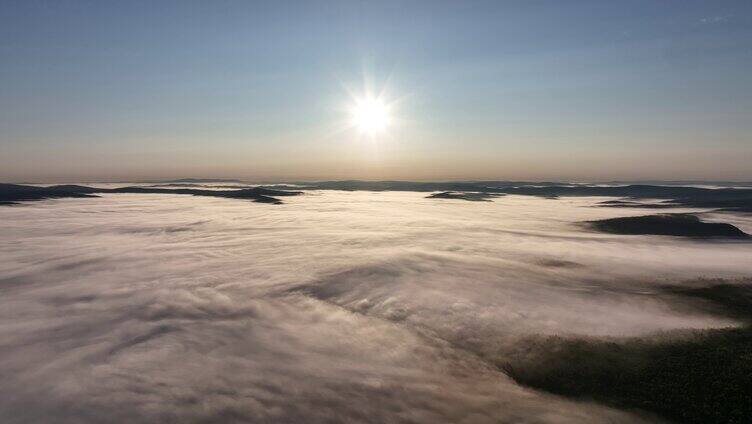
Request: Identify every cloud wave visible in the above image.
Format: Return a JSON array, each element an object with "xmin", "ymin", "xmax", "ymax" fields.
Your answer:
[{"xmin": 1, "ymin": 191, "xmax": 750, "ymax": 423}]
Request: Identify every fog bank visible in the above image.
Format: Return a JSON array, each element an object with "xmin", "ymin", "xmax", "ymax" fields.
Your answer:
[{"xmin": 1, "ymin": 191, "xmax": 750, "ymax": 423}]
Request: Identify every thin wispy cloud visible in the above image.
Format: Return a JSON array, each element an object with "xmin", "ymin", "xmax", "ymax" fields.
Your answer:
[{"xmin": 700, "ymin": 14, "xmax": 733, "ymax": 24}]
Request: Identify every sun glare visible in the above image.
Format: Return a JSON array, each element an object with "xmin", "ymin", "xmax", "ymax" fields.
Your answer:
[{"xmin": 351, "ymin": 97, "xmax": 389, "ymax": 135}]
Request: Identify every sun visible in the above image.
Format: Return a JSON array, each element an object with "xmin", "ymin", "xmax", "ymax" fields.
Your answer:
[{"xmin": 350, "ymin": 97, "xmax": 389, "ymax": 135}]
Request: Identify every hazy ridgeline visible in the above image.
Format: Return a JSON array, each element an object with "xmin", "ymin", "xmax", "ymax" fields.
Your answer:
[{"xmin": 1, "ymin": 191, "xmax": 751, "ymax": 423}]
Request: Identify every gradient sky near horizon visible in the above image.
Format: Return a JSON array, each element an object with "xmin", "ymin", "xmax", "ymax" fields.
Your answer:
[{"xmin": 1, "ymin": 0, "xmax": 751, "ymax": 183}]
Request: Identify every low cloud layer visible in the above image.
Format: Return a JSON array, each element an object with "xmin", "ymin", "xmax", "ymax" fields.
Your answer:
[{"xmin": 1, "ymin": 191, "xmax": 751, "ymax": 423}]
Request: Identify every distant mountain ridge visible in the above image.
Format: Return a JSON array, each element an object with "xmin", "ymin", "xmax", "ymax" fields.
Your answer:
[
  {"xmin": 0, "ymin": 183, "xmax": 300, "ymax": 205},
  {"xmin": 258, "ymin": 180, "xmax": 752, "ymax": 212},
  {"xmin": 2, "ymin": 180, "xmax": 752, "ymax": 212},
  {"xmin": 140, "ymin": 178, "xmax": 244, "ymax": 184}
]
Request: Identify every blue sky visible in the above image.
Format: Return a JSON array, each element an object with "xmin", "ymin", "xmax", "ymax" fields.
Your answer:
[{"xmin": 1, "ymin": 0, "xmax": 751, "ymax": 182}]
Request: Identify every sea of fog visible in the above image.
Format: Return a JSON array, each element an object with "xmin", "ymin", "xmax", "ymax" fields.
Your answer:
[{"xmin": 1, "ymin": 190, "xmax": 751, "ymax": 423}]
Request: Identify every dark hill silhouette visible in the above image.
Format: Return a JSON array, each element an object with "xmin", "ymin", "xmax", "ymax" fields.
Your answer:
[
  {"xmin": 259, "ymin": 181, "xmax": 752, "ymax": 212},
  {"xmin": 588, "ymin": 214, "xmax": 749, "ymax": 238},
  {"xmin": 0, "ymin": 183, "xmax": 302, "ymax": 205},
  {"xmin": 0, "ymin": 183, "xmax": 100, "ymax": 204},
  {"xmin": 426, "ymin": 191, "xmax": 499, "ymax": 201},
  {"xmin": 596, "ymin": 200, "xmax": 676, "ymax": 209},
  {"xmin": 4, "ymin": 180, "xmax": 752, "ymax": 211}
]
